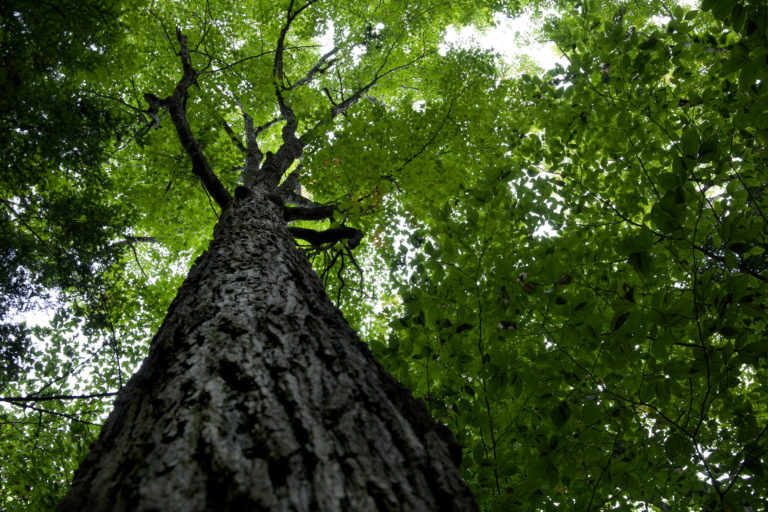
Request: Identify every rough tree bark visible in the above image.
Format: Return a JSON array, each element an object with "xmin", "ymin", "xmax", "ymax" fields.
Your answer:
[{"xmin": 56, "ymin": 183, "xmax": 478, "ymax": 511}]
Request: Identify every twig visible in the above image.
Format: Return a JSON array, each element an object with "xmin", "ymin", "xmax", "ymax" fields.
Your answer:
[{"xmin": 0, "ymin": 392, "xmax": 119, "ymax": 403}]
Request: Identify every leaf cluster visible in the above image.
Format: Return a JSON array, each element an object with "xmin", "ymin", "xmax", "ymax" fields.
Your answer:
[{"xmin": 367, "ymin": 1, "xmax": 768, "ymax": 510}]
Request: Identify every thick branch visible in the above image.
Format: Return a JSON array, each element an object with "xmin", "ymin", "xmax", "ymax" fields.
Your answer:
[
  {"xmin": 276, "ymin": 168, "xmax": 339, "ymax": 221},
  {"xmin": 256, "ymin": 107, "xmax": 304, "ymax": 188},
  {"xmin": 277, "ymin": 166, "xmax": 302, "ymax": 197},
  {"xmin": 167, "ymin": 102, "xmax": 232, "ymax": 208},
  {"xmin": 273, "ymin": 0, "xmax": 320, "ymax": 90},
  {"xmin": 275, "ymin": 167, "xmax": 325, "ymax": 208},
  {"xmin": 284, "ymin": 205, "xmax": 336, "ymax": 222},
  {"xmin": 234, "ymin": 92, "xmax": 287, "ymax": 187},
  {"xmin": 240, "ymin": 109, "xmax": 264, "ymax": 184},
  {"xmin": 289, "ymin": 226, "xmax": 363, "ymax": 248},
  {"xmin": 255, "ymin": 0, "xmax": 324, "ymax": 189},
  {"xmin": 282, "ymin": 190, "xmax": 320, "ymax": 207}
]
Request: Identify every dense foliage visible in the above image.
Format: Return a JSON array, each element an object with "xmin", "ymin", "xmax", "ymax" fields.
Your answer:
[
  {"xmin": 1, "ymin": 0, "xmax": 766, "ymax": 510},
  {"xmin": 372, "ymin": 1, "xmax": 768, "ymax": 509},
  {"xmin": 0, "ymin": 0, "xmax": 133, "ymax": 383}
]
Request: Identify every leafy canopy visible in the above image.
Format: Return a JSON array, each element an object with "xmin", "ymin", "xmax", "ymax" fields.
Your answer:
[
  {"xmin": 372, "ymin": 1, "xmax": 768, "ymax": 510},
  {"xmin": 2, "ymin": 0, "xmax": 768, "ymax": 511}
]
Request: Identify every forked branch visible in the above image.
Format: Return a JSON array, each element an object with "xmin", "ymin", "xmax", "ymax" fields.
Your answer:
[
  {"xmin": 286, "ymin": 47, "xmax": 340, "ymax": 91},
  {"xmin": 144, "ymin": 29, "xmax": 232, "ymax": 209}
]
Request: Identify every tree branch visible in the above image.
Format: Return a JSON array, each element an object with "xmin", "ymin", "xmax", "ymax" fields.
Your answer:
[
  {"xmin": 221, "ymin": 118, "xmax": 246, "ymax": 154},
  {"xmin": 283, "ymin": 204, "xmax": 336, "ymax": 222},
  {"xmin": 391, "ymin": 96, "xmax": 456, "ymax": 177},
  {"xmin": 110, "ymin": 236, "xmax": 159, "ymax": 248},
  {"xmin": 275, "ymin": 166, "xmax": 328, "ymax": 208},
  {"xmin": 289, "ymin": 226, "xmax": 363, "ymax": 248},
  {"xmin": 286, "ymin": 47, "xmax": 340, "ymax": 90},
  {"xmin": 277, "ymin": 166, "xmax": 302, "ymax": 197},
  {"xmin": 1, "ymin": 392, "xmax": 119, "ymax": 403},
  {"xmin": 144, "ymin": 29, "xmax": 232, "ymax": 209},
  {"xmin": 273, "ymin": 0, "xmax": 321, "ymax": 90},
  {"xmin": 276, "ymin": 167, "xmax": 338, "ymax": 220},
  {"xmin": 5, "ymin": 401, "xmax": 102, "ymax": 426},
  {"xmin": 310, "ymin": 51, "xmax": 432, "ymax": 137},
  {"xmin": 282, "ymin": 190, "xmax": 319, "ymax": 207},
  {"xmin": 240, "ymin": 107, "xmax": 264, "ymax": 184},
  {"xmin": 255, "ymin": 1, "xmax": 318, "ymax": 189},
  {"xmin": 79, "ymin": 89, "xmax": 145, "ymax": 114},
  {"xmin": 554, "ymin": 170, "xmax": 768, "ymax": 283}
]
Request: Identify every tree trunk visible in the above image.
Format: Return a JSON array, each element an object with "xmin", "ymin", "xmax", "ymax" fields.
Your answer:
[{"xmin": 56, "ymin": 185, "xmax": 477, "ymax": 511}]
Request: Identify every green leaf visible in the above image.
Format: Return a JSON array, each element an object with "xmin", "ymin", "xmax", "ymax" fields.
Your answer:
[
  {"xmin": 628, "ymin": 250, "xmax": 651, "ymax": 277},
  {"xmin": 681, "ymin": 129, "xmax": 700, "ymax": 158},
  {"xmin": 550, "ymin": 401, "xmax": 571, "ymax": 430}
]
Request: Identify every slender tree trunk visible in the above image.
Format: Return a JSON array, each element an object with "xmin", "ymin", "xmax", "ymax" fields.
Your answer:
[{"xmin": 56, "ymin": 185, "xmax": 477, "ymax": 511}]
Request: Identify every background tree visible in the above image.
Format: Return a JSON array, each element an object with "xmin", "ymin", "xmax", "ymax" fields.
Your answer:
[
  {"xmin": 376, "ymin": 0, "xmax": 768, "ymax": 510},
  {"xmin": 0, "ymin": 1, "xmax": 142, "ymax": 508},
  {"xmin": 0, "ymin": 0, "xmax": 131, "ymax": 382}
]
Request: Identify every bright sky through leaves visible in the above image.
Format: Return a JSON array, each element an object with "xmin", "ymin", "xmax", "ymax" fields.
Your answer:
[{"xmin": 444, "ymin": 12, "xmax": 566, "ymax": 71}]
